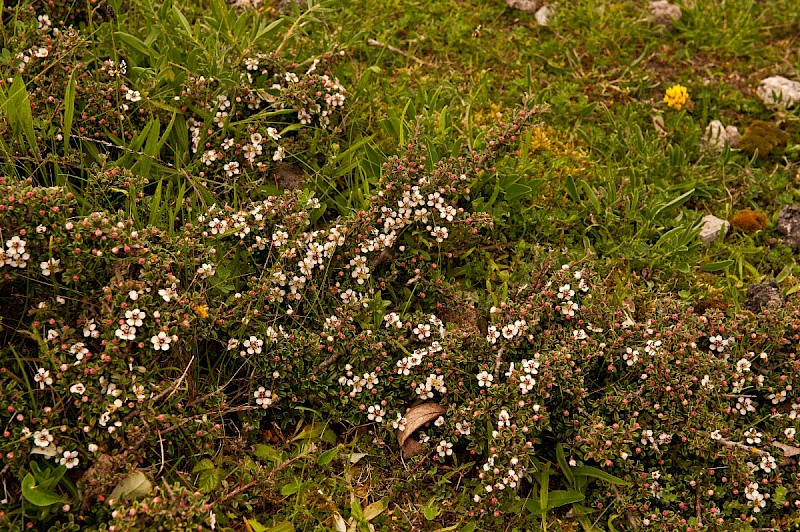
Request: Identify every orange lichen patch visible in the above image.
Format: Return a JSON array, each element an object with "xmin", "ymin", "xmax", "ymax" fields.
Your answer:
[{"xmin": 730, "ymin": 209, "xmax": 768, "ymax": 232}]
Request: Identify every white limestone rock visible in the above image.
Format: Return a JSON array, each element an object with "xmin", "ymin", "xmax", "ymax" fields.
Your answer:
[
  {"xmin": 649, "ymin": 1, "xmax": 681, "ymax": 26},
  {"xmin": 535, "ymin": 5, "xmax": 552, "ymax": 26},
  {"xmin": 700, "ymin": 215, "xmax": 729, "ymax": 246},
  {"xmin": 702, "ymin": 120, "xmax": 740, "ymax": 152},
  {"xmin": 757, "ymin": 76, "xmax": 800, "ymax": 108},
  {"xmin": 505, "ymin": 0, "xmax": 539, "ymax": 13}
]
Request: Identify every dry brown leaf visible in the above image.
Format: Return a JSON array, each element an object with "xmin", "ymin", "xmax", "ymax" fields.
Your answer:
[
  {"xmin": 397, "ymin": 403, "xmax": 447, "ymax": 457},
  {"xmin": 773, "ymin": 441, "xmax": 800, "ymax": 457}
]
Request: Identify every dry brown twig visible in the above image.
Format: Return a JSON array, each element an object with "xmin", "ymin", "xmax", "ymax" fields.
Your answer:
[{"xmin": 367, "ymin": 38, "xmax": 436, "ymax": 67}]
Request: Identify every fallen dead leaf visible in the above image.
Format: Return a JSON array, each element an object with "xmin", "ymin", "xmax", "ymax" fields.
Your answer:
[{"xmin": 397, "ymin": 402, "xmax": 447, "ymax": 458}]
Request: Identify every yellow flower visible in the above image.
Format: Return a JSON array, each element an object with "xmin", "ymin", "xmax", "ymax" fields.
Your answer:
[
  {"xmin": 663, "ymin": 84, "xmax": 690, "ymax": 110},
  {"xmin": 193, "ymin": 304, "xmax": 209, "ymax": 319}
]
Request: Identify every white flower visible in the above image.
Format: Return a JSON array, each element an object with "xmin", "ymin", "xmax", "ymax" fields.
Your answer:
[
  {"xmin": 151, "ymin": 331, "xmax": 173, "ymax": 351},
  {"xmin": 115, "ymin": 324, "xmax": 137, "ymax": 341},
  {"xmin": 367, "ymin": 405, "xmax": 385, "ymax": 423},
  {"xmin": 125, "ymin": 308, "xmax": 146, "ymax": 327},
  {"xmin": 243, "ymin": 336, "xmax": 263, "ymax": 355},
  {"xmin": 436, "ymin": 440, "xmax": 453, "ymax": 457},
  {"xmin": 744, "ymin": 429, "xmax": 762, "ymax": 445},
  {"xmin": 760, "ymin": 454, "xmax": 777, "ymax": 473},
  {"xmin": 736, "ymin": 358, "xmax": 752, "ymax": 373},
  {"xmin": 476, "ymin": 371, "xmax": 493, "ymax": 387},
  {"xmin": 59, "ymin": 450, "xmax": 80, "ymax": 469},
  {"xmin": 497, "ymin": 409, "xmax": 511, "ymax": 428},
  {"xmin": 392, "ymin": 414, "xmax": 408, "ymax": 431},
  {"xmin": 197, "ymin": 263, "xmax": 216, "ymax": 279},
  {"xmin": 744, "ymin": 483, "xmax": 760, "ymax": 501},
  {"xmin": 158, "ymin": 286, "xmax": 177, "ymax": 302},
  {"xmin": 39, "ymin": 258, "xmax": 61, "ymax": 276},
  {"xmin": 266, "ymin": 127, "xmax": 281, "ymax": 141},
  {"xmin": 33, "ymin": 429, "xmax": 53, "ymax": 448},
  {"xmin": 254, "ymin": 387, "xmax": 274, "ymax": 408},
  {"xmin": 430, "ymin": 226, "xmax": 448, "ymax": 243},
  {"xmin": 125, "ymin": 89, "xmax": 142, "ymax": 102},
  {"xmin": 786, "ymin": 428, "xmax": 797, "ymax": 441},
  {"xmin": 34, "ymin": 368, "xmax": 53, "ymax": 389},
  {"xmin": 272, "ymin": 146, "xmax": 285, "ymax": 162},
  {"xmin": 70, "ymin": 383, "xmax": 86, "ymax": 395}
]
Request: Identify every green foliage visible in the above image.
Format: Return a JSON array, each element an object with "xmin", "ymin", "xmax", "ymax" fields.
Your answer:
[{"xmin": 1, "ymin": 0, "xmax": 800, "ymax": 530}]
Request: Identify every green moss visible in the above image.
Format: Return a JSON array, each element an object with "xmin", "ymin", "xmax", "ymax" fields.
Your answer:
[{"xmin": 738, "ymin": 119, "xmax": 790, "ymax": 158}]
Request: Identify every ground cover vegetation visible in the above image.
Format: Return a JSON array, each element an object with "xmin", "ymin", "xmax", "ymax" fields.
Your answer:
[{"xmin": 0, "ymin": 0, "xmax": 799, "ymax": 530}]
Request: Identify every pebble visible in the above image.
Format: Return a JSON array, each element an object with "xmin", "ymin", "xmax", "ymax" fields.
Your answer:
[
  {"xmin": 699, "ymin": 215, "xmax": 729, "ymax": 245},
  {"xmin": 757, "ymin": 76, "xmax": 800, "ymax": 108}
]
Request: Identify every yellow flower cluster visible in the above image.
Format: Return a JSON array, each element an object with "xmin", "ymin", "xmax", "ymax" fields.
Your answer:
[
  {"xmin": 663, "ymin": 84, "xmax": 690, "ymax": 110},
  {"xmin": 193, "ymin": 304, "xmax": 209, "ymax": 319}
]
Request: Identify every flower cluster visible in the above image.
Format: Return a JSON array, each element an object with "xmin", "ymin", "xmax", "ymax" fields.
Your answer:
[{"xmin": 663, "ymin": 83, "xmax": 690, "ymax": 110}]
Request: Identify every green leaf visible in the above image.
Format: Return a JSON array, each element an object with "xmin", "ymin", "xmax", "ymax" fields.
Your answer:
[
  {"xmin": 565, "ymin": 175, "xmax": 580, "ymax": 202},
  {"xmin": 776, "ymin": 263, "xmax": 795, "ymax": 284},
  {"xmin": 363, "ymin": 498, "xmax": 387, "ymax": 521},
  {"xmin": 5, "ymin": 76, "xmax": 40, "ymax": 159},
  {"xmin": 350, "ymin": 498, "xmax": 363, "ymax": 521},
  {"xmin": 701, "ymin": 259, "xmax": 734, "ymax": 273},
  {"xmin": 423, "ymin": 504, "xmax": 439, "ymax": 520},
  {"xmin": 197, "ymin": 468, "xmax": 221, "ymax": 494},
  {"xmin": 21, "ymin": 473, "xmax": 68, "ymax": 507},
  {"xmin": 280, "ymin": 479, "xmax": 301, "ymax": 496},
  {"xmin": 571, "ymin": 466, "xmax": 629, "ymax": 486},
  {"xmin": 556, "ymin": 443, "xmax": 575, "ymax": 487},
  {"xmin": 115, "ymin": 31, "xmax": 156, "ymax": 59},
  {"xmin": 652, "ymin": 188, "xmax": 695, "ymax": 219},
  {"xmin": 254, "ymin": 444, "xmax": 282, "ymax": 463},
  {"xmin": 109, "ymin": 470, "xmax": 153, "ymax": 501},
  {"xmin": 546, "ymin": 490, "xmax": 585, "ymax": 511},
  {"xmin": 264, "ymin": 522, "xmax": 294, "ymax": 532},
  {"xmin": 63, "ymin": 70, "xmax": 76, "ymax": 152},
  {"xmin": 318, "ymin": 445, "xmax": 340, "ymax": 466}
]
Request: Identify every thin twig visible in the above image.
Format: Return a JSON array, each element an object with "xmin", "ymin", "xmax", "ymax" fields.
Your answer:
[
  {"xmin": 367, "ymin": 38, "xmax": 436, "ymax": 67},
  {"xmin": 220, "ymin": 449, "xmax": 313, "ymax": 502},
  {"xmin": 493, "ymin": 346, "xmax": 506, "ymax": 379}
]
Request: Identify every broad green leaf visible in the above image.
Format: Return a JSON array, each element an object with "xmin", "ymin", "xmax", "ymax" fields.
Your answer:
[
  {"xmin": 21, "ymin": 473, "xmax": 68, "ymax": 507},
  {"xmin": 423, "ymin": 505, "xmax": 439, "ymax": 520},
  {"xmin": 565, "ymin": 175, "xmax": 580, "ymax": 202},
  {"xmin": 192, "ymin": 458, "xmax": 216, "ymax": 474},
  {"xmin": 280, "ymin": 479, "xmax": 301, "ymax": 496},
  {"xmin": 254, "ymin": 444, "xmax": 282, "ymax": 463},
  {"xmin": 546, "ymin": 490, "xmax": 585, "ymax": 511},
  {"xmin": 197, "ymin": 468, "xmax": 221, "ymax": 493},
  {"xmin": 318, "ymin": 445, "xmax": 340, "ymax": 466}
]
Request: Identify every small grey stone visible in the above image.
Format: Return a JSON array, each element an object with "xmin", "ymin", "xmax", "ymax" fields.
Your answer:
[
  {"xmin": 699, "ymin": 215, "xmax": 729, "ymax": 245},
  {"xmin": 757, "ymin": 76, "xmax": 800, "ymax": 109},
  {"xmin": 535, "ymin": 5, "xmax": 552, "ymax": 25},
  {"xmin": 505, "ymin": 0, "xmax": 539, "ymax": 13},
  {"xmin": 777, "ymin": 205, "xmax": 800, "ymax": 248},
  {"xmin": 702, "ymin": 120, "xmax": 740, "ymax": 152},
  {"xmin": 744, "ymin": 280, "xmax": 783, "ymax": 313},
  {"xmin": 649, "ymin": 1, "xmax": 681, "ymax": 26}
]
